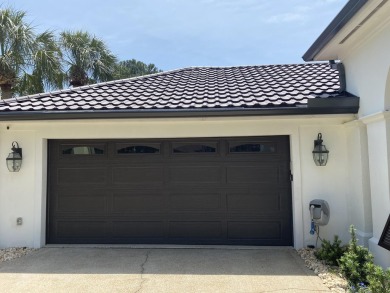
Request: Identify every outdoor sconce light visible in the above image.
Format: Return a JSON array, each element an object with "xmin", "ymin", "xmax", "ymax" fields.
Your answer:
[
  {"xmin": 6, "ymin": 141, "xmax": 22, "ymax": 172},
  {"xmin": 312, "ymin": 133, "xmax": 329, "ymax": 166}
]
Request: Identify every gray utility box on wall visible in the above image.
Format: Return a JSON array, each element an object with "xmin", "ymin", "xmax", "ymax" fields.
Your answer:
[{"xmin": 309, "ymin": 199, "xmax": 330, "ymax": 226}]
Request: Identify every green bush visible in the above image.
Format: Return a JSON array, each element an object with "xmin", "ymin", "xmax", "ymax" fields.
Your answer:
[
  {"xmin": 365, "ymin": 262, "xmax": 390, "ymax": 293},
  {"xmin": 339, "ymin": 225, "xmax": 374, "ymax": 288},
  {"xmin": 312, "ymin": 225, "xmax": 390, "ymax": 292},
  {"xmin": 315, "ymin": 235, "xmax": 348, "ymax": 266}
]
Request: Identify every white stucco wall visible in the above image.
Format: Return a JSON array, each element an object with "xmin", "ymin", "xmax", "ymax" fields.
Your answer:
[
  {"xmin": 0, "ymin": 114, "xmax": 357, "ymax": 249},
  {"xmin": 0, "ymin": 131, "xmax": 36, "ymax": 247},
  {"xmin": 299, "ymin": 125, "xmax": 351, "ymax": 246},
  {"xmin": 338, "ymin": 16, "xmax": 390, "ymax": 267},
  {"xmin": 343, "ymin": 22, "xmax": 390, "ymax": 116}
]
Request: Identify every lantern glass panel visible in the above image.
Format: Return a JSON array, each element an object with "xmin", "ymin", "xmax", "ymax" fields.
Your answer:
[
  {"xmin": 312, "ymin": 145, "xmax": 329, "ymax": 166},
  {"xmin": 6, "ymin": 152, "xmax": 22, "ymax": 172}
]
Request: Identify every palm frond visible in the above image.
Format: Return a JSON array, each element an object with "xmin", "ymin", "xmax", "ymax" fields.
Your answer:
[{"xmin": 60, "ymin": 30, "xmax": 117, "ymax": 86}]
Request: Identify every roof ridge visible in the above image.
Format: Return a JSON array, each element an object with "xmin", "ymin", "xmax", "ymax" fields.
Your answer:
[{"xmin": 186, "ymin": 62, "xmax": 326, "ymax": 68}]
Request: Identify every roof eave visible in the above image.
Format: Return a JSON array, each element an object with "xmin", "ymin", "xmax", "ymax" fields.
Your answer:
[
  {"xmin": 0, "ymin": 97, "xmax": 360, "ymax": 121},
  {"xmin": 302, "ymin": 0, "xmax": 368, "ymax": 62}
]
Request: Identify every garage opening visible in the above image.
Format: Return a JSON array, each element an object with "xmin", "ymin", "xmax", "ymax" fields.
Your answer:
[{"xmin": 47, "ymin": 136, "xmax": 293, "ymax": 245}]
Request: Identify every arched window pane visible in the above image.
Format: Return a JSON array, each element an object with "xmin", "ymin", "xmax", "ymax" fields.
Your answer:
[
  {"xmin": 229, "ymin": 143, "xmax": 276, "ymax": 153},
  {"xmin": 117, "ymin": 145, "xmax": 160, "ymax": 154},
  {"xmin": 173, "ymin": 143, "xmax": 216, "ymax": 153},
  {"xmin": 62, "ymin": 146, "xmax": 104, "ymax": 155}
]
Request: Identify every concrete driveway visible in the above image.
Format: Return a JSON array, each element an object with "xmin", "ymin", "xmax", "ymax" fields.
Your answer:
[{"xmin": 0, "ymin": 247, "xmax": 330, "ymax": 293}]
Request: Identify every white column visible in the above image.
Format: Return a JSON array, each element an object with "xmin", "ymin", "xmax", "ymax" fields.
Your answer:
[
  {"xmin": 345, "ymin": 121, "xmax": 372, "ymax": 246},
  {"xmin": 363, "ymin": 112, "xmax": 390, "ymax": 268}
]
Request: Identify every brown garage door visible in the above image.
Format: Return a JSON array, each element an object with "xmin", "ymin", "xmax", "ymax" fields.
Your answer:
[{"xmin": 47, "ymin": 136, "xmax": 293, "ymax": 245}]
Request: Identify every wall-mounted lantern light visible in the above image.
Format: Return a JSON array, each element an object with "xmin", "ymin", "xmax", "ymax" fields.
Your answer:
[
  {"xmin": 312, "ymin": 133, "xmax": 329, "ymax": 166},
  {"xmin": 6, "ymin": 141, "xmax": 22, "ymax": 172}
]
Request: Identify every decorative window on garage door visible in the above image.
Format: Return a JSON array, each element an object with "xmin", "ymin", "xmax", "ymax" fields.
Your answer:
[
  {"xmin": 61, "ymin": 145, "xmax": 105, "ymax": 155},
  {"xmin": 172, "ymin": 142, "xmax": 217, "ymax": 153},
  {"xmin": 116, "ymin": 143, "xmax": 161, "ymax": 154},
  {"xmin": 229, "ymin": 142, "xmax": 276, "ymax": 153}
]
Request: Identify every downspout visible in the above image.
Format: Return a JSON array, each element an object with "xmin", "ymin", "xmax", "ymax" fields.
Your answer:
[{"xmin": 329, "ymin": 60, "xmax": 346, "ymax": 93}]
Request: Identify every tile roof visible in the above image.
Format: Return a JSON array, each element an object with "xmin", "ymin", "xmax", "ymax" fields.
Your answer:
[{"xmin": 0, "ymin": 63, "xmax": 353, "ymax": 117}]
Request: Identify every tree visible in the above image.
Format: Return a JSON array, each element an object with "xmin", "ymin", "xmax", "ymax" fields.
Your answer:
[
  {"xmin": 114, "ymin": 59, "xmax": 162, "ymax": 80},
  {"xmin": 0, "ymin": 8, "xmax": 63, "ymax": 99},
  {"xmin": 60, "ymin": 31, "xmax": 117, "ymax": 87},
  {"xmin": 0, "ymin": 8, "xmax": 161, "ymax": 98}
]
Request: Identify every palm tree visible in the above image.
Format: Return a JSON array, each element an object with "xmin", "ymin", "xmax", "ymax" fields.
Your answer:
[
  {"xmin": 60, "ymin": 31, "xmax": 117, "ymax": 87},
  {"xmin": 113, "ymin": 59, "xmax": 162, "ymax": 80},
  {"xmin": 0, "ymin": 8, "xmax": 63, "ymax": 99}
]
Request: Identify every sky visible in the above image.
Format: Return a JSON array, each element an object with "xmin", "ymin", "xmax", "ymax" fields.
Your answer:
[{"xmin": 4, "ymin": 0, "xmax": 347, "ymax": 71}]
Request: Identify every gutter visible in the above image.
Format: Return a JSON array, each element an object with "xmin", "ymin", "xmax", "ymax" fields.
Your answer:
[
  {"xmin": 0, "ymin": 97, "xmax": 359, "ymax": 121},
  {"xmin": 302, "ymin": 0, "xmax": 368, "ymax": 62}
]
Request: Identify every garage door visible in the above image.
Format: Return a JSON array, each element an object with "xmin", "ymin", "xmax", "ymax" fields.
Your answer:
[{"xmin": 47, "ymin": 137, "xmax": 293, "ymax": 245}]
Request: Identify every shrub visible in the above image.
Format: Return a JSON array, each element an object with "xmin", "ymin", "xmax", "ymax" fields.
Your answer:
[
  {"xmin": 315, "ymin": 235, "xmax": 348, "ymax": 266},
  {"xmin": 339, "ymin": 225, "xmax": 374, "ymax": 288},
  {"xmin": 365, "ymin": 262, "xmax": 390, "ymax": 293}
]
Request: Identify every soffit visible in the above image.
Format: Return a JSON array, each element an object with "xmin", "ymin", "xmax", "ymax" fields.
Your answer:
[{"xmin": 307, "ymin": 0, "xmax": 390, "ymax": 61}]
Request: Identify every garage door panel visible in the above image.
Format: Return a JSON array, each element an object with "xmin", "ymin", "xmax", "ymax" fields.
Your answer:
[
  {"xmin": 112, "ymin": 193, "xmax": 165, "ymax": 212},
  {"xmin": 169, "ymin": 193, "xmax": 222, "ymax": 211},
  {"xmin": 112, "ymin": 221, "xmax": 164, "ymax": 238},
  {"xmin": 278, "ymin": 188, "xmax": 293, "ymax": 211},
  {"xmin": 227, "ymin": 221, "xmax": 281, "ymax": 240},
  {"xmin": 226, "ymin": 166, "xmax": 279, "ymax": 183},
  {"xmin": 56, "ymin": 194, "xmax": 107, "ymax": 213},
  {"xmin": 168, "ymin": 221, "xmax": 223, "ymax": 238},
  {"xmin": 168, "ymin": 166, "xmax": 222, "ymax": 183},
  {"xmin": 57, "ymin": 168, "xmax": 107, "ymax": 185},
  {"xmin": 56, "ymin": 221, "xmax": 109, "ymax": 238},
  {"xmin": 227, "ymin": 193, "xmax": 280, "ymax": 212},
  {"xmin": 112, "ymin": 166, "xmax": 164, "ymax": 185}
]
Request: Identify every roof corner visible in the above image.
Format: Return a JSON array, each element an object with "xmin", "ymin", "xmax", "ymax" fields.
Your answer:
[{"xmin": 302, "ymin": 0, "xmax": 368, "ymax": 62}]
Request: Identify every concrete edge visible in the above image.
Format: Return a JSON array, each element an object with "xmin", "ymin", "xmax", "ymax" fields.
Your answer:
[{"xmin": 44, "ymin": 244, "xmax": 295, "ymax": 250}]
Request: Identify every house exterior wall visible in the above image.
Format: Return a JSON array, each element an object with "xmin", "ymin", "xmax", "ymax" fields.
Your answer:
[
  {"xmin": 340, "ymin": 18, "xmax": 390, "ymax": 266},
  {"xmin": 0, "ymin": 115, "xmax": 355, "ymax": 249},
  {"xmin": 343, "ymin": 22, "xmax": 390, "ymax": 117}
]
